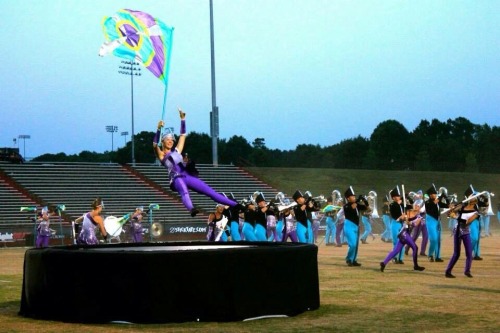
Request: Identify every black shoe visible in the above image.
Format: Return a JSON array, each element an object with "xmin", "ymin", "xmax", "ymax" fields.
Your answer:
[
  {"xmin": 190, "ymin": 208, "xmax": 199, "ymax": 217},
  {"xmin": 380, "ymin": 262, "xmax": 385, "ymax": 272},
  {"xmin": 445, "ymin": 272, "xmax": 456, "ymax": 278},
  {"xmin": 361, "ymin": 239, "xmax": 368, "ymax": 244},
  {"xmin": 396, "ymin": 260, "xmax": 404, "ymax": 265},
  {"xmin": 347, "ymin": 261, "xmax": 353, "ymax": 267},
  {"xmin": 464, "ymin": 272, "xmax": 473, "ymax": 278},
  {"xmin": 473, "ymin": 256, "xmax": 483, "ymax": 261},
  {"xmin": 352, "ymin": 261, "xmax": 362, "ymax": 267},
  {"xmin": 414, "ymin": 265, "xmax": 425, "ymax": 271},
  {"xmin": 404, "ymin": 249, "xmax": 409, "ymax": 255},
  {"xmin": 435, "ymin": 258, "xmax": 444, "ymax": 262},
  {"xmin": 429, "ymin": 256, "xmax": 434, "ymax": 262},
  {"xmin": 420, "ymin": 253, "xmax": 427, "ymax": 257}
]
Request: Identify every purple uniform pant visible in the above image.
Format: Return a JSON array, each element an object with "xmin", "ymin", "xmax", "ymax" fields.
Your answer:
[
  {"xmin": 382, "ymin": 232, "xmax": 419, "ymax": 267},
  {"xmin": 36, "ymin": 235, "xmax": 50, "ymax": 248},
  {"xmin": 446, "ymin": 231, "xmax": 473, "ymax": 275},
  {"xmin": 173, "ymin": 173, "xmax": 236, "ymax": 211}
]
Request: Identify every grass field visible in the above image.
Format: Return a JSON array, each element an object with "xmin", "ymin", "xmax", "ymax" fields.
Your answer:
[{"xmin": 1, "ymin": 223, "xmax": 499, "ymax": 333}]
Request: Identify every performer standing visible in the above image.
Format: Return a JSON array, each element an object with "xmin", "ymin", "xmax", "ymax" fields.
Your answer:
[
  {"xmin": 389, "ymin": 186, "xmax": 407, "ymax": 264},
  {"xmin": 206, "ymin": 204, "xmax": 227, "ymax": 242},
  {"xmin": 153, "ymin": 109, "xmax": 240, "ymax": 217},
  {"xmin": 282, "ymin": 208, "xmax": 298, "ymax": 242},
  {"xmin": 225, "ymin": 193, "xmax": 243, "ymax": 241},
  {"xmin": 380, "ymin": 200, "xmax": 426, "ymax": 272},
  {"xmin": 292, "ymin": 190, "xmax": 314, "ymax": 243},
  {"xmin": 445, "ymin": 186, "xmax": 479, "ymax": 278},
  {"xmin": 324, "ymin": 209, "xmax": 337, "ymax": 246},
  {"xmin": 35, "ymin": 207, "xmax": 51, "ymax": 248},
  {"xmin": 129, "ymin": 206, "xmax": 144, "ymax": 243},
  {"xmin": 254, "ymin": 193, "xmax": 270, "ymax": 241},
  {"xmin": 380, "ymin": 196, "xmax": 392, "ymax": 243},
  {"xmin": 343, "ymin": 186, "xmax": 368, "ymax": 267},
  {"xmin": 75, "ymin": 198, "xmax": 108, "ymax": 245},
  {"xmin": 424, "ymin": 184, "xmax": 450, "ymax": 262},
  {"xmin": 360, "ymin": 208, "xmax": 374, "ymax": 244},
  {"xmin": 242, "ymin": 198, "xmax": 258, "ymax": 241}
]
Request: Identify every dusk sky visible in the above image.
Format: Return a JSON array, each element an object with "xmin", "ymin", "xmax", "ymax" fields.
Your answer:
[{"xmin": 1, "ymin": 0, "xmax": 499, "ymax": 159}]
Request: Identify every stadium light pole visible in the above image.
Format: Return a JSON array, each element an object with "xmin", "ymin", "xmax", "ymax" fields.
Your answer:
[
  {"xmin": 119, "ymin": 60, "xmax": 141, "ymax": 166},
  {"xmin": 18, "ymin": 135, "xmax": 30, "ymax": 160},
  {"xmin": 106, "ymin": 125, "xmax": 118, "ymax": 152},
  {"xmin": 121, "ymin": 131, "xmax": 129, "ymax": 146},
  {"xmin": 209, "ymin": 0, "xmax": 219, "ymax": 166}
]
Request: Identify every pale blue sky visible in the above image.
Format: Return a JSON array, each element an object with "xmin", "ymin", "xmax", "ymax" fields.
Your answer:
[{"xmin": 1, "ymin": 0, "xmax": 499, "ymax": 159}]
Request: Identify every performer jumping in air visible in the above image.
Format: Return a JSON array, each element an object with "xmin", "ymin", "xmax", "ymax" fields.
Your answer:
[{"xmin": 153, "ymin": 109, "xmax": 240, "ymax": 216}]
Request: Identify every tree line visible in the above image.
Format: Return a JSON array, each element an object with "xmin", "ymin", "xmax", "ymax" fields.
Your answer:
[{"xmin": 33, "ymin": 117, "xmax": 499, "ymax": 173}]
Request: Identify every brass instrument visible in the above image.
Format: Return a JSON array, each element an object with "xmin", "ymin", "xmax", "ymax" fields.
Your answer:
[
  {"xmin": 483, "ymin": 191, "xmax": 495, "ymax": 216},
  {"xmin": 276, "ymin": 191, "xmax": 297, "ymax": 212},
  {"xmin": 367, "ymin": 190, "xmax": 379, "ymax": 218},
  {"xmin": 331, "ymin": 190, "xmax": 343, "ymax": 206}
]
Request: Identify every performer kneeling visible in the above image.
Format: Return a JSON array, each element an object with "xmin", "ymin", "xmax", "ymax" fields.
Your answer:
[{"xmin": 153, "ymin": 109, "xmax": 240, "ymax": 216}]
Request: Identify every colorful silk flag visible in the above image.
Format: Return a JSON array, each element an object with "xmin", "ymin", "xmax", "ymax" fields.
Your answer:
[{"xmin": 99, "ymin": 9, "xmax": 174, "ymax": 86}]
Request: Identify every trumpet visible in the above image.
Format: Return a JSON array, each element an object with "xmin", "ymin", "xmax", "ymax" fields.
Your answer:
[
  {"xmin": 331, "ymin": 190, "xmax": 343, "ymax": 206},
  {"xmin": 482, "ymin": 191, "xmax": 495, "ymax": 216}
]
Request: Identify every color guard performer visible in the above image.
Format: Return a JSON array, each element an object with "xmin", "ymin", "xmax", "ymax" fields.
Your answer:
[
  {"xmin": 380, "ymin": 199, "xmax": 426, "ymax": 272},
  {"xmin": 445, "ymin": 186, "xmax": 479, "ymax": 278},
  {"xmin": 35, "ymin": 207, "xmax": 51, "ymax": 248},
  {"xmin": 380, "ymin": 196, "xmax": 392, "ymax": 243},
  {"xmin": 75, "ymin": 197, "xmax": 108, "ymax": 245},
  {"xmin": 389, "ymin": 186, "xmax": 407, "ymax": 264},
  {"xmin": 153, "ymin": 109, "xmax": 240, "ymax": 217}
]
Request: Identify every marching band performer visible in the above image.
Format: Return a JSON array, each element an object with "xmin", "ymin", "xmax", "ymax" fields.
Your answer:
[
  {"xmin": 225, "ymin": 193, "xmax": 243, "ymax": 241},
  {"xmin": 206, "ymin": 204, "xmax": 227, "ymax": 242},
  {"xmin": 380, "ymin": 199, "xmax": 426, "ymax": 272},
  {"xmin": 242, "ymin": 198, "xmax": 258, "ymax": 241},
  {"xmin": 324, "ymin": 208, "xmax": 337, "ymax": 246},
  {"xmin": 380, "ymin": 196, "xmax": 392, "ymax": 243},
  {"xmin": 360, "ymin": 208, "xmax": 375, "ymax": 244},
  {"xmin": 266, "ymin": 205, "xmax": 280, "ymax": 242},
  {"xmin": 445, "ymin": 186, "xmax": 479, "ymax": 278},
  {"xmin": 389, "ymin": 186, "xmax": 407, "ymax": 264},
  {"xmin": 343, "ymin": 186, "xmax": 368, "ymax": 267},
  {"xmin": 254, "ymin": 193, "xmax": 270, "ymax": 241},
  {"xmin": 424, "ymin": 184, "xmax": 450, "ymax": 262},
  {"xmin": 153, "ymin": 109, "xmax": 240, "ymax": 217},
  {"xmin": 335, "ymin": 207, "xmax": 346, "ymax": 247},
  {"xmin": 35, "ymin": 207, "xmax": 51, "ymax": 248},
  {"xmin": 75, "ymin": 197, "xmax": 108, "ymax": 245},
  {"xmin": 129, "ymin": 206, "xmax": 145, "ymax": 243},
  {"xmin": 292, "ymin": 190, "xmax": 314, "ymax": 243},
  {"xmin": 282, "ymin": 208, "xmax": 298, "ymax": 242},
  {"xmin": 468, "ymin": 185, "xmax": 489, "ymax": 260},
  {"xmin": 405, "ymin": 190, "xmax": 428, "ymax": 257}
]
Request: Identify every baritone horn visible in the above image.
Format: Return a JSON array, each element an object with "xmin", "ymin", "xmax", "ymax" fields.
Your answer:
[
  {"xmin": 367, "ymin": 190, "xmax": 379, "ymax": 218},
  {"xmin": 331, "ymin": 190, "xmax": 343, "ymax": 206}
]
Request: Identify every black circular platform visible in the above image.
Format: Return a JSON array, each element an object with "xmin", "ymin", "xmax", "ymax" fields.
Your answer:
[{"xmin": 19, "ymin": 241, "xmax": 320, "ymax": 323}]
